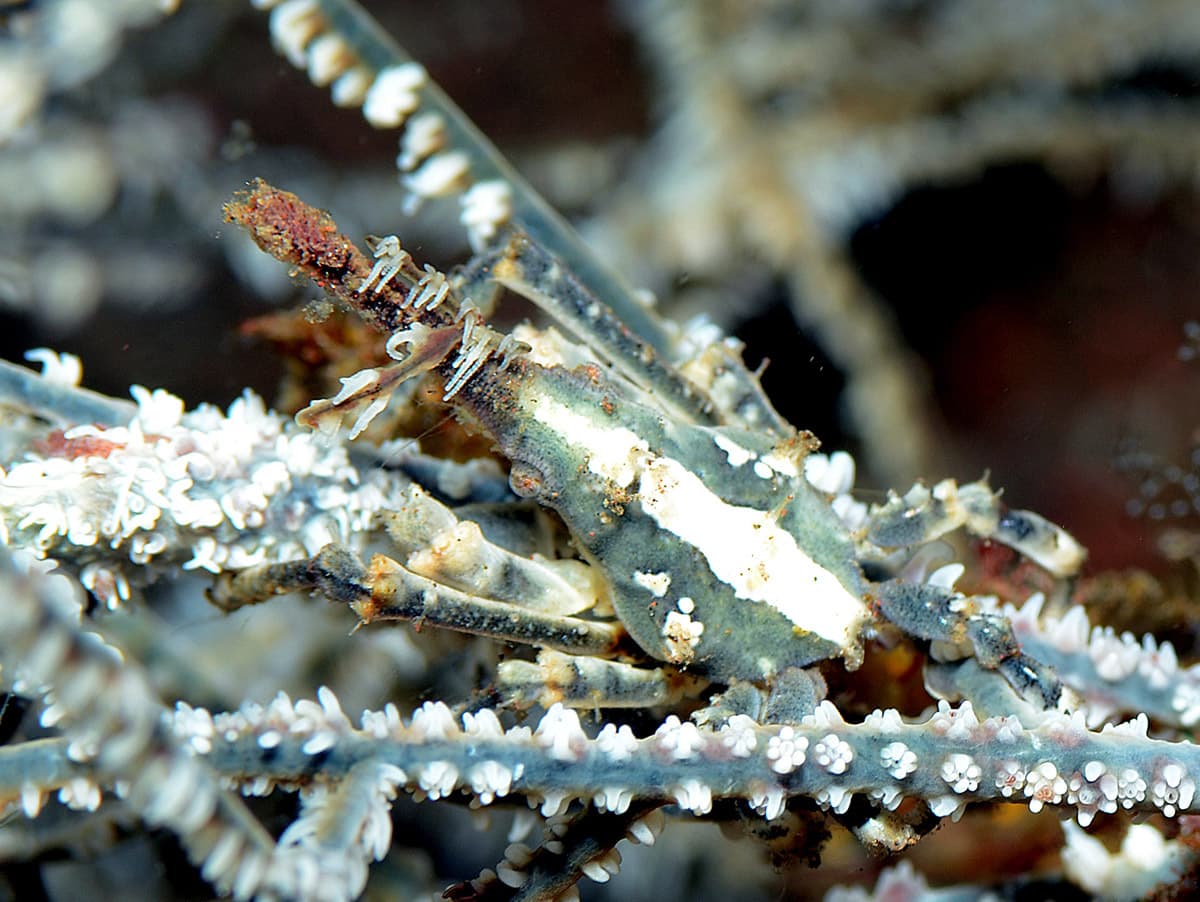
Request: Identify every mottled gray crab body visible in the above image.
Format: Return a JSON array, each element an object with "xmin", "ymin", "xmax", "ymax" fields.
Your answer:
[{"xmin": 466, "ymin": 358, "xmax": 873, "ymax": 683}]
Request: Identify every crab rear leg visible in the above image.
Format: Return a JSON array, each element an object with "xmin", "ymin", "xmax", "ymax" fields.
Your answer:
[
  {"xmin": 873, "ymin": 579, "xmax": 1063, "ymax": 709},
  {"xmin": 863, "ymin": 477, "xmax": 1077, "ymax": 708},
  {"xmin": 693, "ymin": 667, "xmax": 829, "ymax": 727},
  {"xmin": 497, "ymin": 650, "xmax": 707, "ymax": 710}
]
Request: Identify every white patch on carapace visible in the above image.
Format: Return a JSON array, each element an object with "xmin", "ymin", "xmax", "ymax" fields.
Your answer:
[
  {"xmin": 712, "ymin": 433, "xmax": 754, "ymax": 467},
  {"xmin": 637, "ymin": 456, "xmax": 867, "ymax": 649},
  {"xmin": 633, "ymin": 570, "xmax": 671, "ymax": 597},
  {"xmin": 538, "ymin": 399, "xmax": 648, "ymax": 487},
  {"xmin": 753, "ymin": 460, "xmax": 773, "ymax": 480},
  {"xmin": 512, "ymin": 324, "xmax": 602, "ymax": 370}
]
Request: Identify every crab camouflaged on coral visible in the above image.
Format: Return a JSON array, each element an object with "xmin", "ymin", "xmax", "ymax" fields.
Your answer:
[{"xmin": 5, "ymin": 1, "xmax": 1200, "ymax": 901}]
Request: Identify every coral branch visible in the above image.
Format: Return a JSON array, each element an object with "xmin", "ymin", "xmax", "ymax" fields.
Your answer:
[{"xmin": 171, "ymin": 691, "xmax": 1200, "ymax": 831}]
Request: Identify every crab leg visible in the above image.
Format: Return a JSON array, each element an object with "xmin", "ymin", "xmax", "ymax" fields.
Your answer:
[
  {"xmin": 211, "ymin": 545, "xmax": 628, "ymax": 659},
  {"xmin": 497, "ymin": 650, "xmax": 705, "ymax": 710},
  {"xmin": 866, "ymin": 478, "xmax": 1086, "ymax": 578}
]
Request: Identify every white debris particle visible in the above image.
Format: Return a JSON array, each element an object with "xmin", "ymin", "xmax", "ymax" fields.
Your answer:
[
  {"xmin": 633, "ymin": 570, "xmax": 671, "ymax": 597},
  {"xmin": 712, "ymin": 433, "xmax": 754, "ymax": 467}
]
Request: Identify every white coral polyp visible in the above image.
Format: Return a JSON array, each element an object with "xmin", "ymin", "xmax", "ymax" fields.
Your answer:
[{"xmin": 0, "ymin": 383, "xmax": 406, "ymax": 595}]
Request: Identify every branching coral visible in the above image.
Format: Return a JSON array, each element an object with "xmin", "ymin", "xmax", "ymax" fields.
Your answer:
[{"xmin": 4, "ymin": 2, "xmax": 1200, "ymax": 901}]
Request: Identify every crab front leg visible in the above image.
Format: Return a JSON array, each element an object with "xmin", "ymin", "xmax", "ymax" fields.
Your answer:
[
  {"xmin": 865, "ymin": 477, "xmax": 1086, "ymax": 578},
  {"xmin": 211, "ymin": 542, "xmax": 623, "ymax": 652}
]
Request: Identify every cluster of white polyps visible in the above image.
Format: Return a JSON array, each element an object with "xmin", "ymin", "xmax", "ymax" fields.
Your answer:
[{"xmin": 0, "ymin": 374, "xmax": 407, "ymax": 608}]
